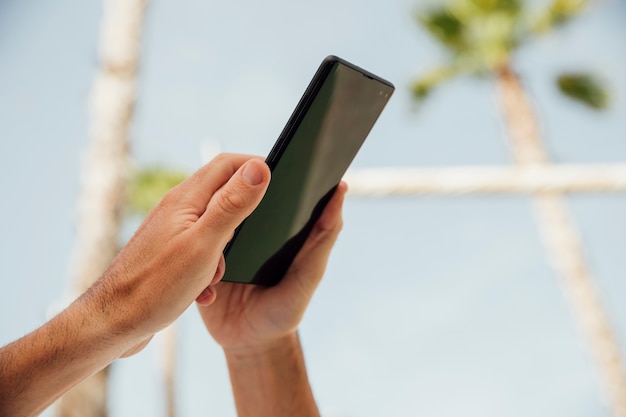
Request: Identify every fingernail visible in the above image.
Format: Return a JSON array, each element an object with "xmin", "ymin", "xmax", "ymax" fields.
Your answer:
[{"xmin": 242, "ymin": 162, "xmax": 264, "ymax": 185}]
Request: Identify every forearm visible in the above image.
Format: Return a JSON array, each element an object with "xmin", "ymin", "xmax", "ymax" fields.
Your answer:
[
  {"xmin": 225, "ymin": 332, "xmax": 320, "ymax": 417},
  {"xmin": 0, "ymin": 292, "xmax": 136, "ymax": 417}
]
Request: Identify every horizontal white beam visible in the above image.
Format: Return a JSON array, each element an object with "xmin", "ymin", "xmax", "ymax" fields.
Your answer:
[{"xmin": 344, "ymin": 164, "xmax": 626, "ymax": 196}]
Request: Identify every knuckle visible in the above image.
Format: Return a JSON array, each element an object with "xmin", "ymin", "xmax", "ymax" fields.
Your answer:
[
  {"xmin": 211, "ymin": 152, "xmax": 237, "ymax": 167},
  {"xmin": 157, "ymin": 185, "xmax": 181, "ymax": 208},
  {"xmin": 211, "ymin": 153, "xmax": 229, "ymax": 164},
  {"xmin": 215, "ymin": 187, "xmax": 248, "ymax": 215}
]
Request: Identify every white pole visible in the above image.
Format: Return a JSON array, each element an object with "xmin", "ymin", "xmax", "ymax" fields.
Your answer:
[{"xmin": 344, "ymin": 164, "xmax": 626, "ymax": 195}]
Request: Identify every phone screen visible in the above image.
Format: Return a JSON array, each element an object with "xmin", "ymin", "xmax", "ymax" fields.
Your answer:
[{"xmin": 223, "ymin": 57, "xmax": 394, "ymax": 285}]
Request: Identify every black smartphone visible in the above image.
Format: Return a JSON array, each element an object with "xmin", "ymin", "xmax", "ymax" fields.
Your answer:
[{"xmin": 222, "ymin": 55, "xmax": 394, "ymax": 286}]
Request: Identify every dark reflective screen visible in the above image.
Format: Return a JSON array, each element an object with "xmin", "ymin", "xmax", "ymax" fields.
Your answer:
[{"xmin": 223, "ymin": 59, "xmax": 394, "ymax": 285}]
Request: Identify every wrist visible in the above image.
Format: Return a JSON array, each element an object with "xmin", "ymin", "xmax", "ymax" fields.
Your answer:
[
  {"xmin": 224, "ymin": 332, "xmax": 301, "ymax": 367},
  {"xmin": 224, "ymin": 332, "xmax": 320, "ymax": 417},
  {"xmin": 0, "ymin": 291, "xmax": 136, "ymax": 416},
  {"xmin": 74, "ymin": 277, "xmax": 149, "ymax": 359}
]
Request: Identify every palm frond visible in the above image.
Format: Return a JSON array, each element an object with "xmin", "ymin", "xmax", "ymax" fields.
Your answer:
[
  {"xmin": 411, "ymin": 64, "xmax": 460, "ymax": 102},
  {"xmin": 127, "ymin": 167, "xmax": 189, "ymax": 214},
  {"xmin": 417, "ymin": 6, "xmax": 466, "ymax": 53},
  {"xmin": 416, "ymin": 0, "xmax": 527, "ymax": 74},
  {"xmin": 557, "ymin": 72, "xmax": 609, "ymax": 110},
  {"xmin": 534, "ymin": 0, "xmax": 587, "ymax": 33},
  {"xmin": 470, "ymin": 0, "xmax": 522, "ymax": 15}
]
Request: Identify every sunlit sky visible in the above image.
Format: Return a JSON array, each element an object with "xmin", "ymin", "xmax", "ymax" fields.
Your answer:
[{"xmin": 1, "ymin": 0, "xmax": 626, "ymax": 416}]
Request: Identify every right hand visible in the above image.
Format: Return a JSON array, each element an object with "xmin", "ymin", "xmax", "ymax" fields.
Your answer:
[{"xmin": 197, "ymin": 181, "xmax": 348, "ymax": 354}]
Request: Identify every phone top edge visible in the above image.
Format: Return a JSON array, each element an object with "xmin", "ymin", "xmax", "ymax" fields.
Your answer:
[
  {"xmin": 323, "ymin": 55, "xmax": 395, "ymax": 91},
  {"xmin": 265, "ymin": 55, "xmax": 394, "ymax": 171}
]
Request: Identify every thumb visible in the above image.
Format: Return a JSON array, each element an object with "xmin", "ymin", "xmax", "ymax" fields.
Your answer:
[{"xmin": 198, "ymin": 159, "xmax": 270, "ymax": 241}]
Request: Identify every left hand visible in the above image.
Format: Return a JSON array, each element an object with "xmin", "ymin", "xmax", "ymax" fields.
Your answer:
[{"xmin": 198, "ymin": 181, "xmax": 347, "ymax": 353}]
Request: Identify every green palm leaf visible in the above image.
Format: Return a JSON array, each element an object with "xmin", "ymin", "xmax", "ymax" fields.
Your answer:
[
  {"xmin": 412, "ymin": 64, "xmax": 462, "ymax": 101},
  {"xmin": 470, "ymin": 0, "xmax": 522, "ymax": 15},
  {"xmin": 534, "ymin": 0, "xmax": 587, "ymax": 33},
  {"xmin": 127, "ymin": 167, "xmax": 189, "ymax": 214},
  {"xmin": 417, "ymin": 7, "xmax": 466, "ymax": 53},
  {"xmin": 557, "ymin": 72, "xmax": 609, "ymax": 110},
  {"xmin": 416, "ymin": 0, "xmax": 526, "ymax": 78}
]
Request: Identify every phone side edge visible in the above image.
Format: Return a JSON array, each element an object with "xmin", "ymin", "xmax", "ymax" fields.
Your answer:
[{"xmin": 265, "ymin": 59, "xmax": 336, "ymax": 170}]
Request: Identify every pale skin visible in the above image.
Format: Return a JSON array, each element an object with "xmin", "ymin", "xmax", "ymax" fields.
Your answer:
[{"xmin": 0, "ymin": 153, "xmax": 347, "ymax": 417}]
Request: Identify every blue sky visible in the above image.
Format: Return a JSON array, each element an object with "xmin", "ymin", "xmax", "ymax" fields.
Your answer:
[{"xmin": 1, "ymin": 0, "xmax": 626, "ymax": 416}]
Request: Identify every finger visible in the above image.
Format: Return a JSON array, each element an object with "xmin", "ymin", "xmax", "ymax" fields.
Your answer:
[
  {"xmin": 195, "ymin": 286, "xmax": 217, "ymax": 306},
  {"xmin": 198, "ymin": 158, "xmax": 270, "ymax": 243},
  {"xmin": 278, "ymin": 182, "xmax": 347, "ymax": 297},
  {"xmin": 210, "ymin": 254, "xmax": 226, "ymax": 285},
  {"xmin": 195, "ymin": 253, "xmax": 225, "ymax": 305},
  {"xmin": 313, "ymin": 181, "xmax": 347, "ymax": 232},
  {"xmin": 174, "ymin": 154, "xmax": 264, "ymax": 214}
]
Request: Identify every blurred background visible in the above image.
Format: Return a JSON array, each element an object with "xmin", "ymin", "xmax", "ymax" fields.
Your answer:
[{"xmin": 1, "ymin": 0, "xmax": 626, "ymax": 416}]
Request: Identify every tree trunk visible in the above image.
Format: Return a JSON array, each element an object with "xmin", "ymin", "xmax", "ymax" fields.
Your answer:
[
  {"xmin": 495, "ymin": 64, "xmax": 626, "ymax": 417},
  {"xmin": 162, "ymin": 324, "xmax": 177, "ymax": 417},
  {"xmin": 56, "ymin": 0, "xmax": 147, "ymax": 416}
]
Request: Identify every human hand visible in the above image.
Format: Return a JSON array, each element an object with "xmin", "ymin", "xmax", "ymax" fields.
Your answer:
[
  {"xmin": 82, "ymin": 154, "xmax": 270, "ymax": 357},
  {"xmin": 0, "ymin": 154, "xmax": 272, "ymax": 417},
  {"xmin": 197, "ymin": 181, "xmax": 347, "ymax": 354}
]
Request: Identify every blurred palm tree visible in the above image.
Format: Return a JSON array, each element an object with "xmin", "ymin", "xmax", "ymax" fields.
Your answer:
[
  {"xmin": 413, "ymin": 0, "xmax": 608, "ymax": 111},
  {"xmin": 56, "ymin": 0, "xmax": 147, "ymax": 416},
  {"xmin": 413, "ymin": 0, "xmax": 625, "ymax": 415}
]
